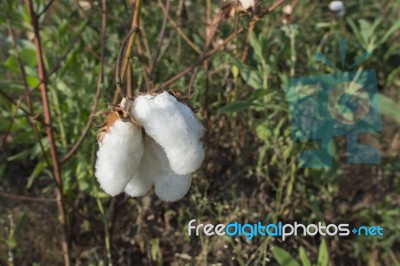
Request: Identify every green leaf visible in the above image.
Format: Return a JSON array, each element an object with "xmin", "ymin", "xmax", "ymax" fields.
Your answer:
[
  {"xmin": 217, "ymin": 100, "xmax": 256, "ymax": 114},
  {"xmin": 250, "ymin": 32, "xmax": 263, "ymax": 63},
  {"xmin": 240, "ymin": 66, "xmax": 263, "ymax": 89},
  {"xmin": 7, "ymin": 150, "xmax": 30, "ymax": 161},
  {"xmin": 230, "ymin": 56, "xmax": 263, "ymax": 89},
  {"xmin": 19, "ymin": 48, "xmax": 37, "ymax": 67},
  {"xmin": 15, "ymin": 213, "xmax": 27, "ymax": 232},
  {"xmin": 4, "ymin": 55, "xmax": 19, "ymax": 72},
  {"xmin": 256, "ymin": 123, "xmax": 272, "ymax": 141},
  {"xmin": 358, "ymin": 19, "xmax": 373, "ymax": 43},
  {"xmin": 317, "ymin": 239, "xmax": 329, "ymax": 266},
  {"xmin": 272, "ymin": 246, "xmax": 300, "ymax": 266},
  {"xmin": 299, "ymin": 246, "xmax": 311, "ymax": 266},
  {"xmin": 27, "ymin": 160, "xmax": 47, "ymax": 189},
  {"xmin": 26, "ymin": 75, "xmax": 40, "ymax": 87},
  {"xmin": 378, "ymin": 93, "xmax": 400, "ymax": 124}
]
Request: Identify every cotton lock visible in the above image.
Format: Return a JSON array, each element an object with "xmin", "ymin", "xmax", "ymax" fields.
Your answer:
[
  {"xmin": 95, "ymin": 119, "xmax": 144, "ymax": 196},
  {"xmin": 131, "ymin": 92, "xmax": 205, "ymax": 175}
]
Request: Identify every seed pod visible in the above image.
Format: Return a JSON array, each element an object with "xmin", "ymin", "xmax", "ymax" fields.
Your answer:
[
  {"xmin": 95, "ymin": 118, "xmax": 143, "ymax": 196},
  {"xmin": 131, "ymin": 91, "xmax": 204, "ymax": 175}
]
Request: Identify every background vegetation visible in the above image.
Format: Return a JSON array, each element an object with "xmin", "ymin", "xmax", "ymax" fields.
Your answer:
[{"xmin": 0, "ymin": 0, "xmax": 399, "ymax": 265}]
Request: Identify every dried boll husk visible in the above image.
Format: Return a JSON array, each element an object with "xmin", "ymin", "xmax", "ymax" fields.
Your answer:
[
  {"xmin": 95, "ymin": 118, "xmax": 144, "ymax": 196},
  {"xmin": 131, "ymin": 91, "xmax": 204, "ymax": 175},
  {"xmin": 125, "ymin": 135, "xmax": 191, "ymax": 201}
]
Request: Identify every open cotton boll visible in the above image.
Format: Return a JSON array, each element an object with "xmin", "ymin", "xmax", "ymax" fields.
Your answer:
[
  {"xmin": 95, "ymin": 119, "xmax": 143, "ymax": 196},
  {"xmin": 131, "ymin": 92, "xmax": 204, "ymax": 175}
]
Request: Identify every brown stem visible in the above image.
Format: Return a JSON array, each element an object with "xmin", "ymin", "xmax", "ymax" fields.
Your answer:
[
  {"xmin": 151, "ymin": 0, "xmax": 170, "ymax": 79},
  {"xmin": 0, "ymin": 189, "xmax": 56, "ymax": 203},
  {"xmin": 113, "ymin": 0, "xmax": 142, "ymax": 103},
  {"xmin": 158, "ymin": 0, "xmax": 202, "ymax": 55},
  {"xmin": 24, "ymin": 0, "xmax": 70, "ymax": 265},
  {"xmin": 6, "ymin": 20, "xmax": 51, "ymax": 175},
  {"xmin": 37, "ymin": 0, "xmax": 56, "ymax": 17},
  {"xmin": 139, "ymin": 19, "xmax": 153, "ymax": 73}
]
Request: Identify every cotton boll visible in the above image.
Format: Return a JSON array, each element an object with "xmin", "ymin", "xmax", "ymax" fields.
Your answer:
[
  {"xmin": 131, "ymin": 92, "xmax": 204, "ymax": 175},
  {"xmin": 282, "ymin": 4, "xmax": 293, "ymax": 15},
  {"xmin": 95, "ymin": 119, "xmax": 143, "ymax": 196},
  {"xmin": 239, "ymin": 0, "xmax": 255, "ymax": 10},
  {"xmin": 329, "ymin": 1, "xmax": 345, "ymax": 17},
  {"xmin": 154, "ymin": 171, "xmax": 192, "ymax": 202}
]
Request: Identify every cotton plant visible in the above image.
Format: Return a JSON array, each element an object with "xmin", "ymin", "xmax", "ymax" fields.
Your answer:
[{"xmin": 95, "ymin": 92, "xmax": 204, "ymax": 202}]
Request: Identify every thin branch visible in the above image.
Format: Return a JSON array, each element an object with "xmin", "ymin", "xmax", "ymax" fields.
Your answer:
[
  {"xmin": 113, "ymin": 0, "xmax": 142, "ymax": 102},
  {"xmin": 135, "ymin": 38, "xmax": 151, "ymax": 84},
  {"xmin": 139, "ymin": 21, "xmax": 152, "ymax": 65},
  {"xmin": 0, "ymin": 97, "xmax": 23, "ymax": 151},
  {"xmin": 7, "ymin": 21, "xmax": 33, "ymax": 113},
  {"xmin": 115, "ymin": 27, "xmax": 139, "ymax": 97},
  {"xmin": 37, "ymin": 0, "xmax": 56, "ymax": 17},
  {"xmin": 158, "ymin": 0, "xmax": 202, "ymax": 55},
  {"xmin": 61, "ymin": 0, "xmax": 107, "ymax": 165},
  {"xmin": 151, "ymin": 0, "xmax": 170, "ymax": 79},
  {"xmin": 6, "ymin": 20, "xmax": 51, "ymax": 167},
  {"xmin": 24, "ymin": 1, "xmax": 70, "ymax": 265},
  {"xmin": 0, "ymin": 91, "xmax": 46, "ymax": 126},
  {"xmin": 0, "ymin": 190, "xmax": 56, "ymax": 203}
]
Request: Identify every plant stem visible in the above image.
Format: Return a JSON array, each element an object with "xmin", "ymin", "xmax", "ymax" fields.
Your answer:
[
  {"xmin": 113, "ymin": 0, "xmax": 142, "ymax": 103},
  {"xmin": 24, "ymin": 0, "xmax": 70, "ymax": 265}
]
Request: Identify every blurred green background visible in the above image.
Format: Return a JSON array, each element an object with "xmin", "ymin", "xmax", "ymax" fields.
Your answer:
[{"xmin": 0, "ymin": 0, "xmax": 399, "ymax": 265}]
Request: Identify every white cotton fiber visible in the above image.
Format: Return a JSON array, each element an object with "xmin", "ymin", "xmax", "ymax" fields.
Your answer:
[
  {"xmin": 95, "ymin": 119, "xmax": 143, "ymax": 196},
  {"xmin": 125, "ymin": 135, "xmax": 192, "ymax": 201},
  {"xmin": 124, "ymin": 136, "xmax": 158, "ymax": 197},
  {"xmin": 329, "ymin": 1, "xmax": 345, "ymax": 16},
  {"xmin": 154, "ymin": 171, "xmax": 192, "ymax": 202},
  {"xmin": 131, "ymin": 92, "xmax": 204, "ymax": 175},
  {"xmin": 239, "ymin": 0, "xmax": 255, "ymax": 10}
]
